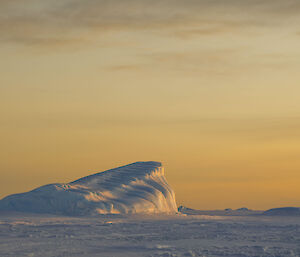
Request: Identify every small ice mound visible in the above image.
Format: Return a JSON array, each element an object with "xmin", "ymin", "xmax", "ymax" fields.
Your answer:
[
  {"xmin": 0, "ymin": 161, "xmax": 177, "ymax": 216},
  {"xmin": 263, "ymin": 207, "xmax": 300, "ymax": 216},
  {"xmin": 236, "ymin": 207, "xmax": 250, "ymax": 211}
]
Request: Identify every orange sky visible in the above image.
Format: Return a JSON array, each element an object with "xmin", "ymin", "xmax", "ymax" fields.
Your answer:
[{"xmin": 1, "ymin": 0, "xmax": 300, "ymax": 210}]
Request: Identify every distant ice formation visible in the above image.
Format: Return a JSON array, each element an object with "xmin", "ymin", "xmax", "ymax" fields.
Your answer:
[
  {"xmin": 178, "ymin": 206, "xmax": 261, "ymax": 216},
  {"xmin": 263, "ymin": 207, "xmax": 300, "ymax": 216},
  {"xmin": 0, "ymin": 161, "xmax": 177, "ymax": 215}
]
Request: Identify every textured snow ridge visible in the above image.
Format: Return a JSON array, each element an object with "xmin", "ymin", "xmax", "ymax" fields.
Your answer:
[{"xmin": 0, "ymin": 161, "xmax": 177, "ymax": 215}]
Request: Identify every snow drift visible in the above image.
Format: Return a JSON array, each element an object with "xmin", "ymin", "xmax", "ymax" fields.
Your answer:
[{"xmin": 0, "ymin": 161, "xmax": 177, "ymax": 215}]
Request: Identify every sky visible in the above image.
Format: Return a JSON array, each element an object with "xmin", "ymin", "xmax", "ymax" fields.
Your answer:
[{"xmin": 1, "ymin": 0, "xmax": 300, "ymax": 210}]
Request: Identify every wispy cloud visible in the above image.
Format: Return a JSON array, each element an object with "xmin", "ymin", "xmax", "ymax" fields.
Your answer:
[{"xmin": 1, "ymin": 0, "xmax": 300, "ymax": 48}]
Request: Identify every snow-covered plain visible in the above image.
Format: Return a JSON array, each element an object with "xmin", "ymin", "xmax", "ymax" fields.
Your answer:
[{"xmin": 1, "ymin": 212, "xmax": 300, "ymax": 257}]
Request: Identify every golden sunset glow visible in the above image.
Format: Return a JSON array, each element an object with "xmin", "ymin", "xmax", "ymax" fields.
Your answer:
[{"xmin": 1, "ymin": 0, "xmax": 300, "ymax": 210}]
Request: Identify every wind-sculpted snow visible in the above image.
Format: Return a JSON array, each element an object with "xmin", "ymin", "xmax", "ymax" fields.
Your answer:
[
  {"xmin": 0, "ymin": 162, "xmax": 177, "ymax": 215},
  {"xmin": 1, "ymin": 214, "xmax": 300, "ymax": 257}
]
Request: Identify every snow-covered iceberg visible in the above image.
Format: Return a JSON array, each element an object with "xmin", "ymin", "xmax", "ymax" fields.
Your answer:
[{"xmin": 0, "ymin": 161, "xmax": 177, "ymax": 215}]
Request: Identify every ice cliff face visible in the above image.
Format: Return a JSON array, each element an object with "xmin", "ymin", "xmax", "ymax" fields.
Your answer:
[{"xmin": 0, "ymin": 161, "xmax": 177, "ymax": 215}]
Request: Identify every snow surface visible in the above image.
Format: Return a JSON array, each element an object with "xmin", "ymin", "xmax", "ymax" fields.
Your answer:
[
  {"xmin": 0, "ymin": 212, "xmax": 300, "ymax": 257},
  {"xmin": 0, "ymin": 161, "xmax": 177, "ymax": 215}
]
